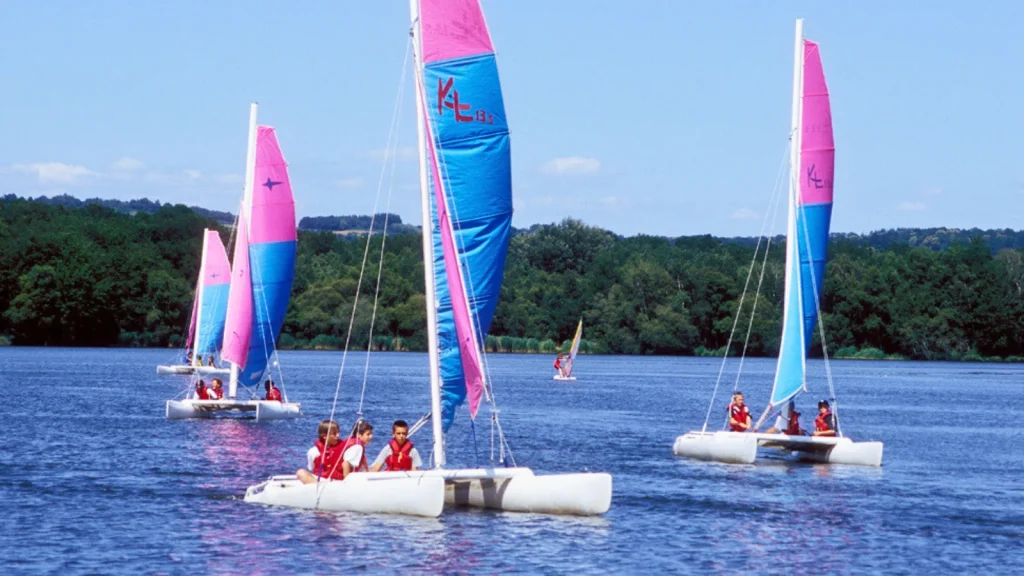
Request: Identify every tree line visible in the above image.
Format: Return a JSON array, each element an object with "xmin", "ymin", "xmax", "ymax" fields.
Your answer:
[{"xmin": 1, "ymin": 196, "xmax": 1022, "ymax": 361}]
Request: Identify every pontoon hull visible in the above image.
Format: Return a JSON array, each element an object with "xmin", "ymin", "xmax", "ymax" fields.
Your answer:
[
  {"xmin": 433, "ymin": 468, "xmax": 612, "ymax": 516},
  {"xmin": 673, "ymin": 430, "xmax": 883, "ymax": 467},
  {"xmin": 243, "ymin": 474, "xmax": 444, "ymax": 517},
  {"xmin": 156, "ymin": 365, "xmax": 231, "ymax": 377},
  {"xmin": 553, "ymin": 375, "xmax": 576, "ymax": 381},
  {"xmin": 165, "ymin": 399, "xmax": 301, "ymax": 422}
]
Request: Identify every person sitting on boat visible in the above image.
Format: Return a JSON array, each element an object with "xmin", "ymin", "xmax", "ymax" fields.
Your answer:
[
  {"xmin": 765, "ymin": 400, "xmax": 804, "ymax": 435},
  {"xmin": 813, "ymin": 400, "xmax": 838, "ymax": 437},
  {"xmin": 206, "ymin": 355, "xmax": 217, "ymax": 368},
  {"xmin": 185, "ymin": 350, "xmax": 194, "ymax": 365},
  {"xmin": 338, "ymin": 420, "xmax": 374, "ymax": 478},
  {"xmin": 297, "ymin": 420, "xmax": 342, "ymax": 483},
  {"xmin": 727, "ymin": 392, "xmax": 752, "ymax": 432},
  {"xmin": 208, "ymin": 378, "xmax": 224, "ymax": 400},
  {"xmin": 264, "ymin": 379, "xmax": 282, "ymax": 402},
  {"xmin": 554, "ymin": 353, "xmax": 566, "ymax": 378},
  {"xmin": 371, "ymin": 419, "xmax": 422, "ymax": 472},
  {"xmin": 194, "ymin": 379, "xmax": 210, "ymax": 400}
]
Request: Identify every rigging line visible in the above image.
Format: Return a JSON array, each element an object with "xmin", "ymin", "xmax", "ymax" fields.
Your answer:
[
  {"xmin": 324, "ymin": 37, "xmax": 412, "ymax": 431},
  {"xmin": 701, "ymin": 142, "xmax": 790, "ymax": 433},
  {"xmin": 358, "ymin": 42, "xmax": 410, "ymax": 416}
]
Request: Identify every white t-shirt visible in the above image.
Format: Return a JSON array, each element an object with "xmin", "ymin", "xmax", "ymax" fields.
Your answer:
[
  {"xmin": 372, "ymin": 443, "xmax": 423, "ymax": 469},
  {"xmin": 306, "ymin": 446, "xmax": 320, "ymax": 471}
]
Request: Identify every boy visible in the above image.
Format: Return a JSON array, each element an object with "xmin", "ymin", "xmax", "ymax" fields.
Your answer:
[
  {"xmin": 297, "ymin": 420, "xmax": 342, "ymax": 483},
  {"xmin": 371, "ymin": 420, "xmax": 423, "ymax": 472},
  {"xmin": 766, "ymin": 400, "xmax": 804, "ymax": 435},
  {"xmin": 727, "ymin": 391, "xmax": 751, "ymax": 432},
  {"xmin": 208, "ymin": 378, "xmax": 224, "ymax": 400},
  {"xmin": 194, "ymin": 379, "xmax": 210, "ymax": 400},
  {"xmin": 554, "ymin": 353, "xmax": 566, "ymax": 378},
  {"xmin": 264, "ymin": 379, "xmax": 283, "ymax": 402},
  {"xmin": 813, "ymin": 400, "xmax": 838, "ymax": 437}
]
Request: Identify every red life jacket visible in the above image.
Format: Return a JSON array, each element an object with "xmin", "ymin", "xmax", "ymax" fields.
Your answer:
[
  {"xmin": 553, "ymin": 357, "xmax": 562, "ymax": 369},
  {"xmin": 195, "ymin": 383, "xmax": 210, "ymax": 400},
  {"xmin": 815, "ymin": 411, "xmax": 834, "ymax": 432},
  {"xmin": 320, "ymin": 437, "xmax": 367, "ymax": 479},
  {"xmin": 785, "ymin": 411, "xmax": 803, "ymax": 435},
  {"xmin": 728, "ymin": 402, "xmax": 750, "ymax": 432},
  {"xmin": 265, "ymin": 386, "xmax": 282, "ymax": 402},
  {"xmin": 313, "ymin": 439, "xmax": 346, "ymax": 480},
  {"xmin": 384, "ymin": 439, "xmax": 415, "ymax": 471},
  {"xmin": 208, "ymin": 387, "xmax": 223, "ymax": 400}
]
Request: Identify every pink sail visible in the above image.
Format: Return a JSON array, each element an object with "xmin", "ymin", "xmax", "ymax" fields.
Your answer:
[
  {"xmin": 221, "ymin": 206, "xmax": 253, "ymax": 368},
  {"xmin": 202, "ymin": 229, "xmax": 232, "ymax": 286},
  {"xmin": 800, "ymin": 39, "xmax": 834, "ymax": 206},
  {"xmin": 419, "ymin": 0, "xmax": 494, "ymax": 64},
  {"xmin": 250, "ymin": 126, "xmax": 297, "ymax": 245},
  {"xmin": 421, "ymin": 95, "xmax": 485, "ymax": 419}
]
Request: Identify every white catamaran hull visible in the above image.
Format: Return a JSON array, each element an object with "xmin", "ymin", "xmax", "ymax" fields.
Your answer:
[
  {"xmin": 244, "ymin": 473, "xmax": 445, "ymax": 517},
  {"xmin": 165, "ymin": 399, "xmax": 301, "ymax": 421},
  {"xmin": 157, "ymin": 365, "xmax": 231, "ymax": 377},
  {"xmin": 430, "ymin": 468, "xmax": 611, "ymax": 516},
  {"xmin": 673, "ymin": 430, "xmax": 883, "ymax": 467}
]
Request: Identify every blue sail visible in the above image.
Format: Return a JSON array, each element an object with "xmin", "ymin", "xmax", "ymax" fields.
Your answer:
[
  {"xmin": 771, "ymin": 228, "xmax": 806, "ymax": 407},
  {"xmin": 422, "ymin": 52, "xmax": 512, "ymax": 431}
]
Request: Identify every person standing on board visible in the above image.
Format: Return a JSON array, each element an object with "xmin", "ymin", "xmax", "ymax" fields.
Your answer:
[
  {"xmin": 554, "ymin": 353, "xmax": 567, "ymax": 378},
  {"xmin": 208, "ymin": 378, "xmax": 224, "ymax": 400},
  {"xmin": 371, "ymin": 420, "xmax": 422, "ymax": 472},
  {"xmin": 727, "ymin": 392, "xmax": 752, "ymax": 432},
  {"xmin": 264, "ymin": 379, "xmax": 282, "ymax": 402},
  {"xmin": 813, "ymin": 400, "xmax": 838, "ymax": 437},
  {"xmin": 297, "ymin": 420, "xmax": 343, "ymax": 483}
]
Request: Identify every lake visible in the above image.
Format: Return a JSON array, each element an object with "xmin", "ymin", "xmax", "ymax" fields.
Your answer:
[{"xmin": 0, "ymin": 348, "xmax": 1021, "ymax": 574}]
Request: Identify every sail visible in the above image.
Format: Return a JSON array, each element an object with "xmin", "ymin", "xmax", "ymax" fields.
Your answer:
[
  {"xmin": 420, "ymin": 0, "xmax": 512, "ymax": 431},
  {"xmin": 235, "ymin": 126, "xmax": 297, "ymax": 387},
  {"xmin": 564, "ymin": 319, "xmax": 583, "ymax": 377},
  {"xmin": 796, "ymin": 39, "xmax": 834, "ymax": 352},
  {"xmin": 194, "ymin": 230, "xmax": 231, "ymax": 356},
  {"xmin": 221, "ymin": 206, "xmax": 253, "ymax": 368},
  {"xmin": 770, "ymin": 37, "xmax": 834, "ymax": 408}
]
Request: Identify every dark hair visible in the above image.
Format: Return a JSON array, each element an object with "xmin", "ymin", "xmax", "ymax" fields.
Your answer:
[
  {"xmin": 264, "ymin": 379, "xmax": 274, "ymax": 389},
  {"xmin": 318, "ymin": 420, "xmax": 339, "ymax": 438},
  {"xmin": 818, "ymin": 399, "xmax": 830, "ymax": 408},
  {"xmin": 211, "ymin": 378, "xmax": 223, "ymax": 386},
  {"xmin": 393, "ymin": 419, "xmax": 409, "ymax": 431},
  {"xmin": 350, "ymin": 419, "xmax": 374, "ymax": 437}
]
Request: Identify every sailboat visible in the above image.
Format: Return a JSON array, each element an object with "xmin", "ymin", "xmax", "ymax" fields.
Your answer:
[
  {"xmin": 157, "ymin": 229, "xmax": 232, "ymax": 377},
  {"xmin": 554, "ymin": 319, "xmax": 583, "ymax": 381},
  {"xmin": 673, "ymin": 19, "xmax": 883, "ymax": 467},
  {"xmin": 243, "ymin": 0, "xmax": 612, "ymax": 516},
  {"xmin": 166, "ymin": 104, "xmax": 301, "ymax": 422}
]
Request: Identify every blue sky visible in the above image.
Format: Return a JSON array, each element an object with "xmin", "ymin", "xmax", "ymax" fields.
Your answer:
[{"xmin": 1, "ymin": 1, "xmax": 1021, "ymax": 237}]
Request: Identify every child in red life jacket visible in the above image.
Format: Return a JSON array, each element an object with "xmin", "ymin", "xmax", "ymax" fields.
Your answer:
[
  {"xmin": 813, "ymin": 400, "xmax": 838, "ymax": 437},
  {"xmin": 766, "ymin": 400, "xmax": 805, "ymax": 435},
  {"xmin": 297, "ymin": 420, "xmax": 342, "ymax": 484},
  {"xmin": 727, "ymin": 392, "xmax": 752, "ymax": 432},
  {"xmin": 371, "ymin": 419, "xmax": 423, "ymax": 472},
  {"xmin": 554, "ymin": 354, "xmax": 566, "ymax": 378},
  {"xmin": 194, "ymin": 379, "xmax": 210, "ymax": 400},
  {"xmin": 208, "ymin": 378, "xmax": 224, "ymax": 400},
  {"xmin": 264, "ymin": 379, "xmax": 283, "ymax": 402}
]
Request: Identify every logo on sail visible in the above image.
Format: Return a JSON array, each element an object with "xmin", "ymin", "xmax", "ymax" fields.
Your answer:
[
  {"xmin": 805, "ymin": 163, "xmax": 832, "ymax": 190},
  {"xmin": 437, "ymin": 77, "xmax": 493, "ymax": 125}
]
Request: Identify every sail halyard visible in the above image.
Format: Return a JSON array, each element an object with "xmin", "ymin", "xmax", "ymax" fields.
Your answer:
[
  {"xmin": 769, "ymin": 18, "xmax": 808, "ymax": 409},
  {"xmin": 410, "ymin": 0, "xmax": 446, "ymax": 468}
]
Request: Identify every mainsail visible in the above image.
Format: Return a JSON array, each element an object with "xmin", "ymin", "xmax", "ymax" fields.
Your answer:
[
  {"xmin": 418, "ymin": 0, "xmax": 512, "ymax": 431},
  {"xmin": 770, "ymin": 35, "xmax": 835, "ymax": 408},
  {"xmin": 187, "ymin": 230, "xmax": 231, "ymax": 357},
  {"xmin": 221, "ymin": 205, "xmax": 253, "ymax": 369},
  {"xmin": 564, "ymin": 319, "xmax": 583, "ymax": 378}
]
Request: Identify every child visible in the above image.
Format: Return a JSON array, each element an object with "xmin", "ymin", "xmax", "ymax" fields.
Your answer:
[
  {"xmin": 813, "ymin": 400, "xmax": 838, "ymax": 437},
  {"xmin": 297, "ymin": 420, "xmax": 342, "ymax": 484},
  {"xmin": 766, "ymin": 400, "xmax": 804, "ymax": 435},
  {"xmin": 371, "ymin": 419, "xmax": 422, "ymax": 472},
  {"xmin": 208, "ymin": 378, "xmax": 224, "ymax": 400},
  {"xmin": 264, "ymin": 379, "xmax": 283, "ymax": 402},
  {"xmin": 727, "ymin": 391, "xmax": 751, "ymax": 432},
  {"xmin": 194, "ymin": 379, "xmax": 210, "ymax": 400},
  {"xmin": 554, "ymin": 353, "xmax": 566, "ymax": 378}
]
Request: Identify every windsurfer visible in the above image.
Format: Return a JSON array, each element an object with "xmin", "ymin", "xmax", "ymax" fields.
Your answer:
[
  {"xmin": 554, "ymin": 353, "xmax": 567, "ymax": 378},
  {"xmin": 727, "ymin": 392, "xmax": 752, "ymax": 432},
  {"xmin": 371, "ymin": 420, "xmax": 422, "ymax": 472},
  {"xmin": 813, "ymin": 400, "xmax": 838, "ymax": 437}
]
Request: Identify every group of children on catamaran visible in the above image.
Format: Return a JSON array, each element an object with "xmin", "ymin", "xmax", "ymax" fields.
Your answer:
[
  {"xmin": 725, "ymin": 391, "xmax": 838, "ymax": 437},
  {"xmin": 192, "ymin": 378, "xmax": 283, "ymax": 402},
  {"xmin": 295, "ymin": 418, "xmax": 422, "ymax": 484}
]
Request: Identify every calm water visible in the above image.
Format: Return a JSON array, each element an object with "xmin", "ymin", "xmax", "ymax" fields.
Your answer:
[{"xmin": 0, "ymin": 348, "xmax": 1021, "ymax": 574}]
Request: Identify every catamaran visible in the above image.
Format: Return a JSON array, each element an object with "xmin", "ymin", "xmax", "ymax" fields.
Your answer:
[
  {"xmin": 243, "ymin": 0, "xmax": 612, "ymax": 516},
  {"xmin": 165, "ymin": 104, "xmax": 301, "ymax": 422},
  {"xmin": 673, "ymin": 19, "xmax": 883, "ymax": 467},
  {"xmin": 554, "ymin": 319, "xmax": 583, "ymax": 381},
  {"xmin": 157, "ymin": 229, "xmax": 232, "ymax": 378}
]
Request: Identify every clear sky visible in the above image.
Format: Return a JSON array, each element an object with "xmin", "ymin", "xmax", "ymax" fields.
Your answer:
[{"xmin": 1, "ymin": 1, "xmax": 1021, "ymax": 237}]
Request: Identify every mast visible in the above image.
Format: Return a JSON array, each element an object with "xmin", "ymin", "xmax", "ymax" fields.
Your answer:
[
  {"xmin": 790, "ymin": 19, "xmax": 807, "ymax": 383},
  {"xmin": 191, "ymin": 230, "xmax": 210, "ymax": 367},
  {"xmin": 410, "ymin": 0, "xmax": 446, "ymax": 468},
  {"xmin": 229, "ymin": 102, "xmax": 259, "ymax": 400}
]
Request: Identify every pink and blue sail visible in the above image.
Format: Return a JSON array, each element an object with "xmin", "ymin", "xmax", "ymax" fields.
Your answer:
[
  {"xmin": 221, "ymin": 205, "xmax": 253, "ymax": 369},
  {"xmin": 419, "ymin": 0, "xmax": 512, "ymax": 431},
  {"xmin": 771, "ymin": 39, "xmax": 835, "ymax": 407},
  {"xmin": 187, "ymin": 230, "xmax": 231, "ymax": 356}
]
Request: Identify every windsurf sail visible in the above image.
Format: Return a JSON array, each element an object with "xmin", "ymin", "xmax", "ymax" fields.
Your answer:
[
  {"xmin": 233, "ymin": 126, "xmax": 297, "ymax": 388},
  {"xmin": 770, "ymin": 37, "xmax": 834, "ymax": 408},
  {"xmin": 564, "ymin": 319, "xmax": 583, "ymax": 377},
  {"xmin": 418, "ymin": 0, "xmax": 512, "ymax": 431},
  {"xmin": 190, "ymin": 230, "xmax": 231, "ymax": 359}
]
